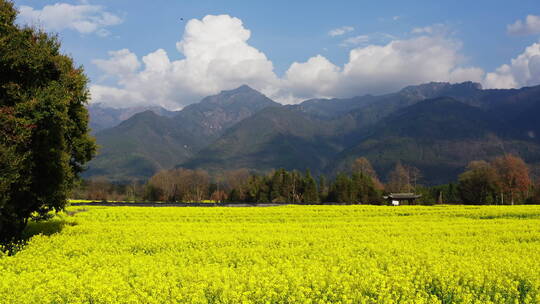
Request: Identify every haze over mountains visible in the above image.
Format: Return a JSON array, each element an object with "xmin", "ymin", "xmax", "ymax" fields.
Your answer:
[
  {"xmin": 88, "ymin": 104, "xmax": 177, "ymax": 133},
  {"xmin": 85, "ymin": 82, "xmax": 540, "ymax": 185}
]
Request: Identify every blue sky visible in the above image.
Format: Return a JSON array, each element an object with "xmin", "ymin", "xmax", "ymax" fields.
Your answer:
[{"xmin": 13, "ymin": 0, "xmax": 540, "ymax": 109}]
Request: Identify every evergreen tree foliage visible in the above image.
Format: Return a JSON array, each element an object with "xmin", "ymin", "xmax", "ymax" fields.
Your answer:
[
  {"xmin": 352, "ymin": 157, "xmax": 383, "ymax": 189},
  {"xmin": 352, "ymin": 172, "xmax": 380, "ymax": 204},
  {"xmin": 270, "ymin": 169, "xmax": 286, "ymax": 202},
  {"xmin": 458, "ymin": 161, "xmax": 499, "ymax": 204},
  {"xmin": 0, "ymin": 1, "xmax": 96, "ymax": 243},
  {"xmin": 318, "ymin": 175, "xmax": 328, "ymax": 203},
  {"xmin": 332, "ymin": 173, "xmax": 353, "ymax": 203},
  {"xmin": 228, "ymin": 188, "xmax": 241, "ymax": 202},
  {"xmin": 302, "ymin": 169, "xmax": 319, "ymax": 203}
]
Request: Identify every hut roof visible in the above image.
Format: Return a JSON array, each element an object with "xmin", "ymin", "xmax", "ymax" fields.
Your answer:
[{"xmin": 383, "ymin": 193, "xmax": 422, "ymax": 200}]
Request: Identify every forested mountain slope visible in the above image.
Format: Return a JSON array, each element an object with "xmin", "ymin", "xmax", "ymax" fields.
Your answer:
[{"xmin": 86, "ymin": 82, "xmax": 540, "ymax": 184}]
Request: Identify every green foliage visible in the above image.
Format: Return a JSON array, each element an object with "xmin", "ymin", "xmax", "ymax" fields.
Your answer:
[
  {"xmin": 318, "ymin": 174, "xmax": 328, "ymax": 202},
  {"xmin": 143, "ymin": 184, "xmax": 162, "ymax": 202},
  {"xmin": 352, "ymin": 172, "xmax": 381, "ymax": 204},
  {"xmin": 426, "ymin": 183, "xmax": 460, "ymax": 204},
  {"xmin": 0, "ymin": 1, "xmax": 95, "ymax": 242},
  {"xmin": 88, "ymin": 86, "xmax": 279, "ymax": 182},
  {"xmin": 270, "ymin": 169, "xmax": 286, "ymax": 202},
  {"xmin": 330, "ymin": 173, "xmax": 353, "ymax": 203},
  {"xmin": 458, "ymin": 156, "xmax": 532, "ymax": 205},
  {"xmin": 182, "ymin": 106, "xmax": 347, "ymax": 177},
  {"xmin": 326, "ymin": 171, "xmax": 381, "ymax": 204},
  {"xmin": 223, "ymin": 169, "xmax": 322, "ymax": 204},
  {"xmin": 332, "ymin": 97, "xmax": 540, "ymax": 186},
  {"xmin": 302, "ymin": 169, "xmax": 319, "ymax": 203},
  {"xmin": 458, "ymin": 161, "xmax": 501, "ymax": 205}
]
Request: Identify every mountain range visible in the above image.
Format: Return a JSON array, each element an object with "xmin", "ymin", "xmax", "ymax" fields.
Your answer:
[
  {"xmin": 84, "ymin": 82, "xmax": 540, "ymax": 185},
  {"xmin": 85, "ymin": 85, "xmax": 279, "ymax": 180},
  {"xmin": 88, "ymin": 103, "xmax": 177, "ymax": 133}
]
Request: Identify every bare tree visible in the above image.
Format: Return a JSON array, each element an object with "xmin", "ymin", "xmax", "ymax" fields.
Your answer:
[
  {"xmin": 223, "ymin": 168, "xmax": 251, "ymax": 200},
  {"xmin": 405, "ymin": 165, "xmax": 422, "ymax": 191},
  {"xmin": 352, "ymin": 157, "xmax": 384, "ymax": 189},
  {"xmin": 492, "ymin": 154, "xmax": 531, "ymax": 205},
  {"xmin": 210, "ymin": 190, "xmax": 227, "ymax": 202},
  {"xmin": 148, "ymin": 170, "xmax": 176, "ymax": 201},
  {"xmin": 147, "ymin": 168, "xmax": 211, "ymax": 202},
  {"xmin": 86, "ymin": 177, "xmax": 113, "ymax": 201},
  {"xmin": 387, "ymin": 162, "xmax": 411, "ymax": 193},
  {"xmin": 189, "ymin": 169, "xmax": 210, "ymax": 202}
]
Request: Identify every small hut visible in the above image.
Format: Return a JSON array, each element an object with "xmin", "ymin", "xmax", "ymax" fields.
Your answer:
[{"xmin": 383, "ymin": 193, "xmax": 422, "ymax": 205}]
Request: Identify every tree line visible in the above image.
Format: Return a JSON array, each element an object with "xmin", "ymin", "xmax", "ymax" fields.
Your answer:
[{"xmin": 73, "ymin": 155, "xmax": 540, "ymax": 205}]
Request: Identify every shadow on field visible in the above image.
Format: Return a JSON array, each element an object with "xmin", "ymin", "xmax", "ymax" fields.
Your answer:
[
  {"xmin": 0, "ymin": 217, "xmax": 77, "ymax": 256},
  {"xmin": 21, "ymin": 217, "xmax": 75, "ymax": 240},
  {"xmin": 20, "ymin": 208, "xmax": 85, "ymax": 241},
  {"xmin": 1, "ymin": 217, "xmax": 75, "ymax": 256}
]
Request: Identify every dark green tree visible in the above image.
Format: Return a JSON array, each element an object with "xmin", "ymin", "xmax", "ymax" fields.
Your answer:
[
  {"xmin": 0, "ymin": 1, "xmax": 96, "ymax": 243},
  {"xmin": 430, "ymin": 183, "xmax": 460, "ymax": 205},
  {"xmin": 245, "ymin": 175, "xmax": 261, "ymax": 202},
  {"xmin": 332, "ymin": 173, "xmax": 353, "ymax": 203},
  {"xmin": 282, "ymin": 170, "xmax": 302, "ymax": 203},
  {"xmin": 318, "ymin": 175, "xmax": 328, "ymax": 203},
  {"xmin": 447, "ymin": 183, "xmax": 459, "ymax": 204},
  {"xmin": 291, "ymin": 170, "xmax": 303, "ymax": 203},
  {"xmin": 458, "ymin": 161, "xmax": 499, "ymax": 204},
  {"xmin": 352, "ymin": 172, "xmax": 380, "ymax": 204},
  {"xmin": 228, "ymin": 188, "xmax": 241, "ymax": 203},
  {"xmin": 143, "ymin": 184, "xmax": 162, "ymax": 202},
  {"xmin": 257, "ymin": 175, "xmax": 271, "ymax": 203},
  {"xmin": 302, "ymin": 169, "xmax": 319, "ymax": 203},
  {"xmin": 414, "ymin": 185, "xmax": 436, "ymax": 205},
  {"xmin": 270, "ymin": 169, "xmax": 286, "ymax": 202}
]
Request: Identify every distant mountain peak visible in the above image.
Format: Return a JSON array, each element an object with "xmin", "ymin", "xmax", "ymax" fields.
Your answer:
[
  {"xmin": 134, "ymin": 109, "xmax": 159, "ymax": 118},
  {"xmin": 197, "ymin": 84, "xmax": 277, "ymax": 109},
  {"xmin": 87, "ymin": 103, "xmax": 177, "ymax": 133},
  {"xmin": 232, "ymin": 84, "xmax": 255, "ymax": 92},
  {"xmin": 458, "ymin": 81, "xmax": 483, "ymax": 90},
  {"xmin": 401, "ymin": 81, "xmax": 451, "ymax": 92},
  {"xmin": 400, "ymin": 81, "xmax": 482, "ymax": 99},
  {"xmin": 217, "ymin": 84, "xmax": 259, "ymax": 96}
]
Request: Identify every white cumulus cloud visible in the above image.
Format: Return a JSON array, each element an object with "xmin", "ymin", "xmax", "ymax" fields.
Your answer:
[
  {"xmin": 90, "ymin": 85, "xmax": 145, "ymax": 107},
  {"xmin": 507, "ymin": 15, "xmax": 540, "ymax": 36},
  {"xmin": 17, "ymin": 2, "xmax": 122, "ymax": 36},
  {"xmin": 92, "ymin": 49, "xmax": 140, "ymax": 78},
  {"xmin": 285, "ymin": 35, "xmax": 485, "ymax": 99},
  {"xmin": 342, "ymin": 36, "xmax": 465, "ymax": 94},
  {"xmin": 328, "ymin": 26, "xmax": 354, "ymax": 37},
  {"xmin": 283, "ymin": 55, "xmax": 341, "ymax": 99},
  {"xmin": 95, "ymin": 17, "xmax": 540, "ymax": 109},
  {"xmin": 484, "ymin": 42, "xmax": 540, "ymax": 89},
  {"xmin": 90, "ymin": 15, "xmax": 279, "ymax": 109}
]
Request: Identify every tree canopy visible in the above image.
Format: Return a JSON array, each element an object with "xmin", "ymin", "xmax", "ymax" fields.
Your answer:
[
  {"xmin": 458, "ymin": 155, "xmax": 531, "ymax": 205},
  {"xmin": 0, "ymin": 0, "xmax": 96, "ymax": 242}
]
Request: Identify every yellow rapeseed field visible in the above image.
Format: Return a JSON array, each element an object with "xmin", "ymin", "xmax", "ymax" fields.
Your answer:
[{"xmin": 1, "ymin": 205, "xmax": 539, "ymax": 303}]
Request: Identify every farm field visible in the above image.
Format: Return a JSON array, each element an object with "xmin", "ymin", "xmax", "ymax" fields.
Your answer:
[{"xmin": 1, "ymin": 205, "xmax": 539, "ymax": 303}]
